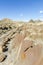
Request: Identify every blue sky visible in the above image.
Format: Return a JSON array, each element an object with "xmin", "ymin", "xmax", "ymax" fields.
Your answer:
[{"xmin": 0, "ymin": 0, "xmax": 43, "ymax": 21}]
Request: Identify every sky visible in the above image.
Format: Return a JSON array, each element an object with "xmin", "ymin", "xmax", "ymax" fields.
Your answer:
[{"xmin": 0, "ymin": 0, "xmax": 43, "ymax": 21}]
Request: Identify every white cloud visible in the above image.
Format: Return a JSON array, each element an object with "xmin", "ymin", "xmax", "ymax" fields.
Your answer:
[{"xmin": 40, "ymin": 11, "xmax": 43, "ymax": 14}]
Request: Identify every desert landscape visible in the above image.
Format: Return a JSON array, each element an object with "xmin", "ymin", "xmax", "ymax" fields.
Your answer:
[{"xmin": 0, "ymin": 19, "xmax": 43, "ymax": 65}]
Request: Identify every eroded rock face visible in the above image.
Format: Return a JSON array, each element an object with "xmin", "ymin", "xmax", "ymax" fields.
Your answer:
[
  {"xmin": 16, "ymin": 40, "xmax": 43, "ymax": 65},
  {"xmin": 0, "ymin": 53, "xmax": 7, "ymax": 62}
]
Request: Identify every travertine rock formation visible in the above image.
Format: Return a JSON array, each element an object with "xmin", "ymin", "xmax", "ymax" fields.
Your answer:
[{"xmin": 0, "ymin": 19, "xmax": 43, "ymax": 65}]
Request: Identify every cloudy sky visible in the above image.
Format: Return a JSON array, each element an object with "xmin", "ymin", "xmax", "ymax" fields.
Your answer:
[{"xmin": 0, "ymin": 0, "xmax": 43, "ymax": 21}]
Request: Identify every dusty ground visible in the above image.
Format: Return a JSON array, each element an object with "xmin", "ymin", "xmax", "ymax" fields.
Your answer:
[{"xmin": 0, "ymin": 19, "xmax": 43, "ymax": 65}]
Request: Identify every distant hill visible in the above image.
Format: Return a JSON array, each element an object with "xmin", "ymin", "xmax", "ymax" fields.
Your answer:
[
  {"xmin": 0, "ymin": 18, "xmax": 43, "ymax": 23},
  {"xmin": 0, "ymin": 18, "xmax": 14, "ymax": 23},
  {"xmin": 29, "ymin": 19, "xmax": 43, "ymax": 23},
  {"xmin": 29, "ymin": 19, "xmax": 35, "ymax": 23}
]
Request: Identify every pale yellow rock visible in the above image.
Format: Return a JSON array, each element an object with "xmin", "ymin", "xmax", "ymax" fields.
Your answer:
[{"xmin": 0, "ymin": 46, "xmax": 2, "ymax": 53}]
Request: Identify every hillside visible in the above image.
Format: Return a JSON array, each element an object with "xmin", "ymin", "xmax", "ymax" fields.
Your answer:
[{"xmin": 0, "ymin": 18, "xmax": 43, "ymax": 65}]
